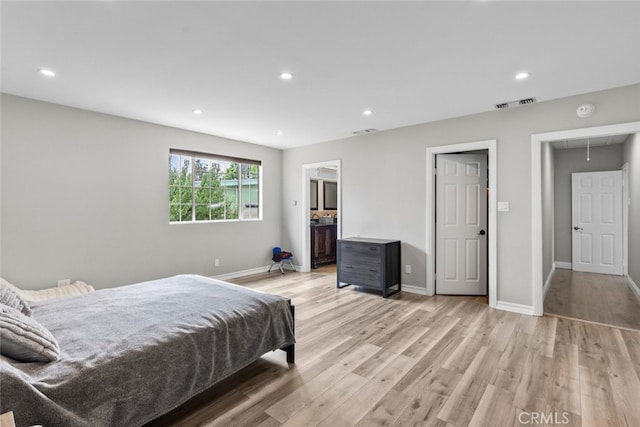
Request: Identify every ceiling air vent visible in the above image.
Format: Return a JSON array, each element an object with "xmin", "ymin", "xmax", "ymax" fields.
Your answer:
[
  {"xmin": 352, "ymin": 128, "xmax": 379, "ymax": 135},
  {"xmin": 494, "ymin": 97, "xmax": 537, "ymax": 110}
]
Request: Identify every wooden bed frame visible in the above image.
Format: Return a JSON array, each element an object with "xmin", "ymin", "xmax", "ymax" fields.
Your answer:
[{"xmin": 281, "ymin": 300, "xmax": 295, "ymax": 363}]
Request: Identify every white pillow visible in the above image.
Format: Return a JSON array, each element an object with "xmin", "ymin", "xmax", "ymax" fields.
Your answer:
[
  {"xmin": 20, "ymin": 281, "xmax": 95, "ymax": 302},
  {"xmin": 0, "ymin": 277, "xmax": 95, "ymax": 302},
  {"xmin": 0, "ymin": 280, "xmax": 32, "ymax": 316},
  {"xmin": 0, "ymin": 304, "xmax": 60, "ymax": 363}
]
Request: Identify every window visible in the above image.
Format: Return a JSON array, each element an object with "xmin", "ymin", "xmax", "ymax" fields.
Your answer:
[{"xmin": 169, "ymin": 149, "xmax": 261, "ymax": 222}]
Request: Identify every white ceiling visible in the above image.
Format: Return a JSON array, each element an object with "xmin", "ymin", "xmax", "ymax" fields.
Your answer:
[
  {"xmin": 550, "ymin": 134, "xmax": 630, "ymax": 150},
  {"xmin": 2, "ymin": 1, "xmax": 639, "ymax": 149}
]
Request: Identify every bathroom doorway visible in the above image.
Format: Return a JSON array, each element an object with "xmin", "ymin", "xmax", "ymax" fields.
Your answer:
[{"xmin": 300, "ymin": 160, "xmax": 341, "ymax": 272}]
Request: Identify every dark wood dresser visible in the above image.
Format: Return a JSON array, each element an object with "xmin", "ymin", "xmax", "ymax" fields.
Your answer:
[
  {"xmin": 337, "ymin": 237, "xmax": 401, "ymax": 298},
  {"xmin": 310, "ymin": 224, "xmax": 337, "ymax": 268}
]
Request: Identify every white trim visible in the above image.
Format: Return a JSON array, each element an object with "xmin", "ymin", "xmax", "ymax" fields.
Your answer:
[
  {"xmin": 402, "ymin": 284, "xmax": 428, "ymax": 296},
  {"xmin": 628, "ymin": 275, "xmax": 640, "ymax": 300},
  {"xmin": 531, "ymin": 121, "xmax": 640, "ymax": 316},
  {"xmin": 301, "ymin": 160, "xmax": 341, "ymax": 273},
  {"xmin": 555, "ymin": 261, "xmax": 572, "ymax": 270},
  {"xmin": 622, "ymin": 162, "xmax": 629, "ymax": 277},
  {"xmin": 426, "ymin": 140, "xmax": 497, "ymax": 308},
  {"xmin": 212, "ymin": 266, "xmax": 271, "ymax": 280},
  {"xmin": 212, "ymin": 264, "xmax": 304, "ymax": 281},
  {"xmin": 495, "ymin": 301, "xmax": 535, "ymax": 316},
  {"xmin": 543, "ymin": 263, "xmax": 556, "ymax": 299}
]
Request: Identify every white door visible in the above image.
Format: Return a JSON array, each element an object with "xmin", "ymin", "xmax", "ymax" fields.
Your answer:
[
  {"xmin": 571, "ymin": 171, "xmax": 623, "ymax": 275},
  {"xmin": 436, "ymin": 154, "xmax": 487, "ymax": 295}
]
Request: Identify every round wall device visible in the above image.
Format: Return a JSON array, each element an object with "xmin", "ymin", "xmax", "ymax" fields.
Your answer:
[{"xmin": 576, "ymin": 103, "xmax": 595, "ymax": 118}]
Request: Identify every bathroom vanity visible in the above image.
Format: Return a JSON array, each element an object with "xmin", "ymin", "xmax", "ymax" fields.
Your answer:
[{"xmin": 310, "ymin": 223, "xmax": 337, "ymax": 268}]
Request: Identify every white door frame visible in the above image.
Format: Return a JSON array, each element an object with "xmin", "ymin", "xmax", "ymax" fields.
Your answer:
[
  {"xmin": 622, "ymin": 162, "xmax": 629, "ymax": 277},
  {"xmin": 426, "ymin": 140, "xmax": 497, "ymax": 308},
  {"xmin": 300, "ymin": 160, "xmax": 341, "ymax": 272},
  {"xmin": 531, "ymin": 121, "xmax": 640, "ymax": 316}
]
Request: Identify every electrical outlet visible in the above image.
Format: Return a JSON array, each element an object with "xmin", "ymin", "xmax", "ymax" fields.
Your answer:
[
  {"xmin": 405, "ymin": 264, "xmax": 411, "ymax": 274},
  {"xmin": 215, "ymin": 259, "xmax": 220, "ymax": 267},
  {"xmin": 57, "ymin": 279, "xmax": 71, "ymax": 287}
]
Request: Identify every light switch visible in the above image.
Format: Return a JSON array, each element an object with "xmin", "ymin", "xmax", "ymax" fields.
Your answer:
[{"xmin": 498, "ymin": 201, "xmax": 510, "ymax": 212}]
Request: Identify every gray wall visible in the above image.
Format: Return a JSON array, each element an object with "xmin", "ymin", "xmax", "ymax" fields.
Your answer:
[
  {"xmin": 541, "ymin": 142, "xmax": 555, "ymax": 283},
  {"xmin": 623, "ymin": 133, "xmax": 640, "ymax": 286},
  {"xmin": 0, "ymin": 94, "xmax": 283, "ymax": 289},
  {"xmin": 3, "ymin": 84, "xmax": 639, "ymax": 306},
  {"xmin": 553, "ymin": 144, "xmax": 624, "ymax": 264},
  {"xmin": 282, "ymin": 84, "xmax": 640, "ymax": 307}
]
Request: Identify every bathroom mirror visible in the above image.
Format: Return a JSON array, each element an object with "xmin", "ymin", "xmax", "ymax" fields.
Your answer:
[
  {"xmin": 323, "ymin": 181, "xmax": 337, "ymax": 210},
  {"xmin": 310, "ymin": 180, "xmax": 318, "ymax": 210}
]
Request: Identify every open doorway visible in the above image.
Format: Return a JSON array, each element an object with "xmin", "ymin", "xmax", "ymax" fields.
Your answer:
[
  {"xmin": 531, "ymin": 121, "xmax": 640, "ymax": 320},
  {"xmin": 538, "ymin": 134, "xmax": 640, "ymax": 329},
  {"xmin": 426, "ymin": 140, "xmax": 498, "ymax": 309},
  {"xmin": 300, "ymin": 160, "xmax": 341, "ymax": 273}
]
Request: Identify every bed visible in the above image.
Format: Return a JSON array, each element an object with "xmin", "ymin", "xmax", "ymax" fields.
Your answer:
[{"xmin": 0, "ymin": 274, "xmax": 295, "ymax": 426}]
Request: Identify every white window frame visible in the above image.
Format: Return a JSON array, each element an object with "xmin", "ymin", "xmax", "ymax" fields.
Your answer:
[{"xmin": 169, "ymin": 149, "xmax": 262, "ymax": 223}]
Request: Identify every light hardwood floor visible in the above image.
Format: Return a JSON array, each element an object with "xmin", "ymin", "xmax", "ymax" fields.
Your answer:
[
  {"xmin": 544, "ymin": 269, "xmax": 640, "ymax": 331},
  {"xmin": 149, "ymin": 267, "xmax": 640, "ymax": 427}
]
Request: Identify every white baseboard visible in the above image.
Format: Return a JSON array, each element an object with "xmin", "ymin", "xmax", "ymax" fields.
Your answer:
[
  {"xmin": 628, "ymin": 275, "xmax": 640, "ymax": 300},
  {"xmin": 213, "ymin": 263, "xmax": 303, "ymax": 281},
  {"xmin": 543, "ymin": 263, "xmax": 556, "ymax": 299},
  {"xmin": 402, "ymin": 284, "xmax": 428, "ymax": 296},
  {"xmin": 495, "ymin": 300, "xmax": 535, "ymax": 316},
  {"xmin": 212, "ymin": 266, "xmax": 271, "ymax": 281},
  {"xmin": 555, "ymin": 261, "xmax": 572, "ymax": 270}
]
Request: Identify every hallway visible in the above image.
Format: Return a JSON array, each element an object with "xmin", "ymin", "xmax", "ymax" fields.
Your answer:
[{"xmin": 544, "ymin": 268, "xmax": 640, "ymax": 330}]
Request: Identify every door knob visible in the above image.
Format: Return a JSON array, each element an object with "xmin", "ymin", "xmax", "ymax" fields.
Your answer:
[
  {"xmin": 573, "ymin": 226, "xmax": 583, "ymax": 231},
  {"xmin": 477, "ymin": 230, "xmax": 486, "ymax": 236}
]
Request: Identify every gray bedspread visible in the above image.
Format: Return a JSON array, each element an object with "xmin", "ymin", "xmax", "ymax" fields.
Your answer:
[{"xmin": 0, "ymin": 274, "xmax": 295, "ymax": 426}]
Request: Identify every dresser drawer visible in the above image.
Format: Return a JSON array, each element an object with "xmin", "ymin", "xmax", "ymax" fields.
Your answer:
[
  {"xmin": 340, "ymin": 251, "xmax": 381, "ymax": 267},
  {"xmin": 340, "ymin": 242, "xmax": 381, "ymax": 258},
  {"xmin": 339, "ymin": 263, "xmax": 382, "ymax": 288}
]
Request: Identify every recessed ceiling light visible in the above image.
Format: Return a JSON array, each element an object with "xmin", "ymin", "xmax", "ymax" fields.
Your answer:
[
  {"xmin": 277, "ymin": 131, "xmax": 283, "ymax": 136},
  {"xmin": 280, "ymin": 72, "xmax": 293, "ymax": 80},
  {"xmin": 38, "ymin": 68, "xmax": 56, "ymax": 77},
  {"xmin": 515, "ymin": 72, "xmax": 530, "ymax": 80},
  {"xmin": 363, "ymin": 109, "xmax": 373, "ymax": 116},
  {"xmin": 192, "ymin": 109, "xmax": 203, "ymax": 115}
]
